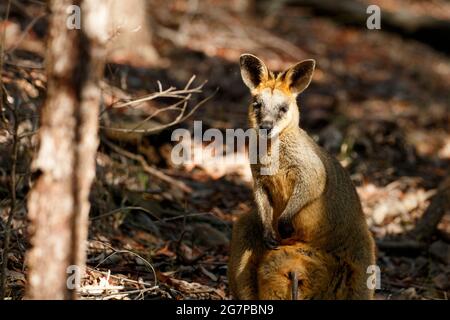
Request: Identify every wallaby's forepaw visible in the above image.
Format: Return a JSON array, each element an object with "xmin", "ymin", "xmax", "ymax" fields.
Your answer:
[
  {"xmin": 278, "ymin": 216, "xmax": 294, "ymax": 239},
  {"xmin": 263, "ymin": 230, "xmax": 279, "ymax": 249}
]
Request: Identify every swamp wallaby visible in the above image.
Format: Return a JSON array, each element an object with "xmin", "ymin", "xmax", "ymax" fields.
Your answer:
[{"xmin": 228, "ymin": 54, "xmax": 376, "ymax": 299}]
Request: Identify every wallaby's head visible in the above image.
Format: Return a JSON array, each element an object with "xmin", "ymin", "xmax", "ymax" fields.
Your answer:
[{"xmin": 239, "ymin": 54, "xmax": 315, "ymax": 137}]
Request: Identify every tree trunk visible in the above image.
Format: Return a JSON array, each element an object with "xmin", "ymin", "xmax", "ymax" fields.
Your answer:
[
  {"xmin": 107, "ymin": 0, "xmax": 159, "ymax": 65},
  {"xmin": 25, "ymin": 0, "xmax": 108, "ymax": 300}
]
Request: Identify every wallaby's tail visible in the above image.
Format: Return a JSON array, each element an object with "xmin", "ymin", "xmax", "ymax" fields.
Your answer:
[
  {"xmin": 289, "ymin": 271, "xmax": 299, "ymax": 300},
  {"xmin": 257, "ymin": 243, "xmax": 353, "ymax": 300}
]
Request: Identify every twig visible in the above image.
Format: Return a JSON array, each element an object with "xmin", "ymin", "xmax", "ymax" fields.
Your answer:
[
  {"xmin": 383, "ymin": 279, "xmax": 436, "ymax": 292},
  {"xmin": 160, "ymin": 212, "xmax": 213, "ymax": 222},
  {"xmin": 101, "ymin": 137, "xmax": 193, "ymax": 193},
  {"xmin": 90, "ymin": 206, "xmax": 162, "ymax": 222},
  {"xmin": 79, "ymin": 265, "xmax": 160, "ymax": 299},
  {"xmin": 130, "ymin": 93, "xmax": 190, "ymax": 132},
  {"xmin": 102, "ymin": 87, "xmax": 217, "ymax": 135},
  {"xmin": 18, "ymin": 130, "xmax": 39, "ymax": 140},
  {"xmin": 91, "ymin": 242, "xmax": 158, "ymax": 287},
  {"xmin": 376, "ymin": 239, "xmax": 427, "ymax": 255},
  {"xmin": 85, "ymin": 266, "xmax": 155, "ymax": 288},
  {"xmin": 111, "ymin": 78, "xmax": 204, "ymax": 109},
  {"xmin": 6, "ymin": 12, "xmax": 47, "ymax": 54},
  {"xmin": 0, "ymin": 0, "xmax": 12, "ymax": 124},
  {"xmin": 10, "ymin": 0, "xmax": 46, "ymax": 17},
  {"xmin": 91, "ymin": 287, "xmax": 159, "ymax": 300},
  {"xmin": 100, "ymin": 75, "xmax": 217, "ymax": 136},
  {"xmin": 3, "ymin": 59, "xmax": 44, "ymax": 69},
  {"xmin": 0, "ymin": 99, "xmax": 18, "ymax": 300},
  {"xmin": 128, "ymin": 75, "xmax": 198, "ymax": 132}
]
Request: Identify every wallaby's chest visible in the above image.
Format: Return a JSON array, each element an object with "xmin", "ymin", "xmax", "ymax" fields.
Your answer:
[{"xmin": 260, "ymin": 169, "xmax": 296, "ymax": 218}]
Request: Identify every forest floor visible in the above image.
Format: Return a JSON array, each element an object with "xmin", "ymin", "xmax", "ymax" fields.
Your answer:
[{"xmin": 0, "ymin": 0, "xmax": 449, "ymax": 300}]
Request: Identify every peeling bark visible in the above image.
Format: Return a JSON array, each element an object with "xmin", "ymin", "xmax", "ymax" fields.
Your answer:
[{"xmin": 25, "ymin": 0, "xmax": 108, "ymax": 300}]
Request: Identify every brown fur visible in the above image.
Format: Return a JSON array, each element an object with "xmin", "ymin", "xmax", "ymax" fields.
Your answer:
[
  {"xmin": 258, "ymin": 241, "xmax": 370, "ymax": 300},
  {"xmin": 228, "ymin": 54, "xmax": 376, "ymax": 300}
]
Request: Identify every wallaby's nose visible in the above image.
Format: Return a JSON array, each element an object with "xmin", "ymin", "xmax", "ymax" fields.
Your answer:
[{"xmin": 260, "ymin": 121, "xmax": 274, "ymax": 133}]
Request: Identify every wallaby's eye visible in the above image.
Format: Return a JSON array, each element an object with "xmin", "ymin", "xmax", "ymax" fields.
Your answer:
[
  {"xmin": 279, "ymin": 104, "xmax": 289, "ymax": 113},
  {"xmin": 253, "ymin": 101, "xmax": 262, "ymax": 110}
]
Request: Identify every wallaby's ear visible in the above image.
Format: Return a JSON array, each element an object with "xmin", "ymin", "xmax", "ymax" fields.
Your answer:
[
  {"xmin": 240, "ymin": 54, "xmax": 269, "ymax": 90},
  {"xmin": 283, "ymin": 59, "xmax": 315, "ymax": 95}
]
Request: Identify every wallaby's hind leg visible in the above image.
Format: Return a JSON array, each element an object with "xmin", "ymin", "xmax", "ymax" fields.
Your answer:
[{"xmin": 228, "ymin": 212, "xmax": 265, "ymax": 299}]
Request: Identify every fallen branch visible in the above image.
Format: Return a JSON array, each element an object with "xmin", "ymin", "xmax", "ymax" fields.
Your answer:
[
  {"xmin": 90, "ymin": 206, "xmax": 162, "ymax": 222},
  {"xmin": 6, "ymin": 12, "xmax": 47, "ymax": 54},
  {"xmin": 100, "ymin": 75, "xmax": 216, "ymax": 137},
  {"xmin": 376, "ymin": 174, "xmax": 450, "ymax": 255},
  {"xmin": 89, "ymin": 240, "xmax": 158, "ymax": 287},
  {"xmin": 282, "ymin": 0, "xmax": 450, "ymax": 54},
  {"xmin": 80, "ymin": 267, "xmax": 159, "ymax": 300},
  {"xmin": 111, "ymin": 75, "xmax": 203, "ymax": 109},
  {"xmin": 85, "ymin": 266, "xmax": 156, "ymax": 288},
  {"xmin": 376, "ymin": 239, "xmax": 427, "ymax": 256},
  {"xmin": 408, "ymin": 174, "xmax": 450, "ymax": 242},
  {"xmin": 101, "ymin": 137, "xmax": 193, "ymax": 193},
  {"xmin": 102, "ymin": 91, "xmax": 216, "ymax": 135}
]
